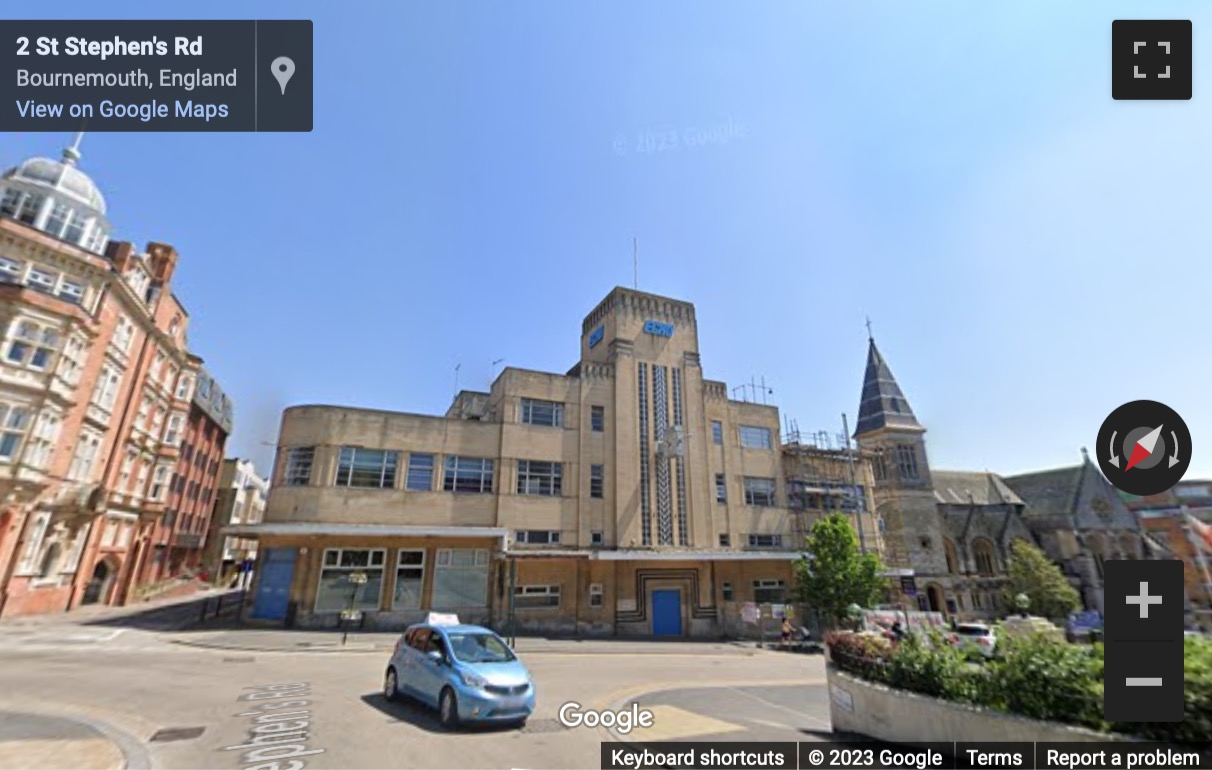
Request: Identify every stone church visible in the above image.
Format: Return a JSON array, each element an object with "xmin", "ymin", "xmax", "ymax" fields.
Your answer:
[{"xmin": 853, "ymin": 335, "xmax": 1161, "ymax": 620}]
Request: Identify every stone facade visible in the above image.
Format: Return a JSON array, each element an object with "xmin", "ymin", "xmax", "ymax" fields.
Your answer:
[
  {"xmin": 854, "ymin": 336, "xmax": 1157, "ymax": 622},
  {"xmin": 233, "ymin": 287, "xmax": 837, "ymax": 637}
]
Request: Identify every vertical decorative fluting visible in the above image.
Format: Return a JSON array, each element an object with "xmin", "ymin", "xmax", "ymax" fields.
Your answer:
[
  {"xmin": 638, "ymin": 362, "xmax": 651, "ymax": 546},
  {"xmin": 672, "ymin": 367, "xmax": 688, "ymax": 546},
  {"xmin": 654, "ymin": 366, "xmax": 673, "ymax": 546}
]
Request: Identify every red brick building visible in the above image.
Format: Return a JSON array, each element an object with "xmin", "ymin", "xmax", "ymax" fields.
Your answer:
[{"xmin": 0, "ymin": 135, "xmax": 234, "ymax": 618}]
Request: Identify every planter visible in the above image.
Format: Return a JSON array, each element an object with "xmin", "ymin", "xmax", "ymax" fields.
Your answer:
[{"xmin": 826, "ymin": 664, "xmax": 1129, "ymax": 745}]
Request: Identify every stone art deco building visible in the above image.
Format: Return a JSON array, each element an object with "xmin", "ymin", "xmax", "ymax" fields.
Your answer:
[
  {"xmin": 0, "ymin": 136, "xmax": 233, "ymax": 618},
  {"xmin": 230, "ymin": 288, "xmax": 837, "ymax": 637}
]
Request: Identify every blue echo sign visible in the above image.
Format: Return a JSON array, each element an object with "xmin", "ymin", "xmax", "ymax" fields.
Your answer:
[
  {"xmin": 588, "ymin": 326, "xmax": 604, "ymax": 348},
  {"xmin": 643, "ymin": 320, "xmax": 674, "ymax": 337}
]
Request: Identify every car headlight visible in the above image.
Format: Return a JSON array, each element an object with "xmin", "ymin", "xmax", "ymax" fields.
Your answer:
[{"xmin": 460, "ymin": 670, "xmax": 488, "ymax": 689}]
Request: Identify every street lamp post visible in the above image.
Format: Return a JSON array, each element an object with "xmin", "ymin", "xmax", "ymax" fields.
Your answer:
[{"xmin": 342, "ymin": 571, "xmax": 368, "ymax": 646}]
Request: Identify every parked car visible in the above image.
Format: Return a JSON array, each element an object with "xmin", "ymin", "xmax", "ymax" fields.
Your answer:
[
  {"xmin": 946, "ymin": 622, "xmax": 997, "ymax": 657},
  {"xmin": 383, "ymin": 615, "xmax": 535, "ymax": 729}
]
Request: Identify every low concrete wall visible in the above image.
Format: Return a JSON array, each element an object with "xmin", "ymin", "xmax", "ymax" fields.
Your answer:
[{"xmin": 826, "ymin": 665, "xmax": 1128, "ymax": 744}]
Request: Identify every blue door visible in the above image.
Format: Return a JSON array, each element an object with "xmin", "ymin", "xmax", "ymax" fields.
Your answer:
[
  {"xmin": 251, "ymin": 548, "xmax": 297, "ymax": 620},
  {"xmin": 651, "ymin": 589, "xmax": 682, "ymax": 636}
]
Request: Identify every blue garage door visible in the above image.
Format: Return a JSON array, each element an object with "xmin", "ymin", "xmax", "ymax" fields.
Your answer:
[
  {"xmin": 652, "ymin": 589, "xmax": 682, "ymax": 636},
  {"xmin": 251, "ymin": 548, "xmax": 297, "ymax": 620}
]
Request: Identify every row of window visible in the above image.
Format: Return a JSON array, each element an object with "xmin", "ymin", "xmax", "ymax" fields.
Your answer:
[
  {"xmin": 0, "ymin": 255, "xmax": 87, "ymax": 306},
  {"xmin": 318, "ymin": 547, "xmax": 489, "ymax": 613},
  {"xmin": 313, "ymin": 547, "xmax": 788, "ymax": 614},
  {"xmin": 518, "ymin": 398, "xmax": 775, "ymax": 454},
  {"xmin": 287, "ymin": 446, "xmax": 781, "ymax": 507},
  {"xmin": 0, "ymin": 189, "xmax": 108, "ymax": 252},
  {"xmin": 514, "ymin": 529, "xmax": 784, "ymax": 550}
]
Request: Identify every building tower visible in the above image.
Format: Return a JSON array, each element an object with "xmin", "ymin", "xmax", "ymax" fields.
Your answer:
[{"xmin": 852, "ymin": 334, "xmax": 949, "ymax": 611}]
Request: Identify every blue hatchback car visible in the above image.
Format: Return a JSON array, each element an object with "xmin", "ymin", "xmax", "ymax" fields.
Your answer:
[{"xmin": 383, "ymin": 617, "xmax": 535, "ymax": 729}]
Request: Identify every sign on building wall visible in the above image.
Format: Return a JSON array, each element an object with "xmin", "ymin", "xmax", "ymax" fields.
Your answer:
[
  {"xmin": 588, "ymin": 325, "xmax": 604, "ymax": 347},
  {"xmin": 741, "ymin": 602, "xmax": 759, "ymax": 623},
  {"xmin": 617, "ymin": 599, "xmax": 637, "ymax": 612},
  {"xmin": 643, "ymin": 320, "xmax": 673, "ymax": 337}
]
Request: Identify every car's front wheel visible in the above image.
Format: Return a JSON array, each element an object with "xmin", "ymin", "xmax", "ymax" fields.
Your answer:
[
  {"xmin": 383, "ymin": 667, "xmax": 400, "ymax": 702},
  {"xmin": 439, "ymin": 687, "xmax": 460, "ymax": 729}
]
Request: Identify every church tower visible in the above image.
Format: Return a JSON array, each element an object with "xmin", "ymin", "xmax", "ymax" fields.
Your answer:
[{"xmin": 853, "ymin": 334, "xmax": 950, "ymax": 603}]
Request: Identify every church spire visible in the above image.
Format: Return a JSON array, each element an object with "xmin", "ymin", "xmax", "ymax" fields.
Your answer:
[{"xmin": 854, "ymin": 335, "xmax": 922, "ymax": 436}]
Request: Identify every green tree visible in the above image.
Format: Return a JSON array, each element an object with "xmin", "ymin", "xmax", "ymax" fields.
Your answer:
[
  {"xmin": 1001, "ymin": 540, "xmax": 1080, "ymax": 619},
  {"xmin": 795, "ymin": 513, "xmax": 888, "ymax": 625}
]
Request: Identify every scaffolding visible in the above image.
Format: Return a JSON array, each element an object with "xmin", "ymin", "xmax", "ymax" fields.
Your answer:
[{"xmin": 782, "ymin": 420, "xmax": 883, "ymax": 556}]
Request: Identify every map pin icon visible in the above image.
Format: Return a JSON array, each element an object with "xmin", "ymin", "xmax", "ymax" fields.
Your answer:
[{"xmin": 271, "ymin": 57, "xmax": 295, "ymax": 95}]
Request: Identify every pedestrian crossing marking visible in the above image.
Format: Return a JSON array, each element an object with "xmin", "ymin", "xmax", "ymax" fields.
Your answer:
[{"xmin": 618, "ymin": 705, "xmax": 743, "ymax": 741}]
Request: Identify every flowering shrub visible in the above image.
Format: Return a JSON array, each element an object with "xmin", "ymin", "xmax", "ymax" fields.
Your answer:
[{"xmin": 825, "ymin": 629, "xmax": 1211, "ymax": 744}]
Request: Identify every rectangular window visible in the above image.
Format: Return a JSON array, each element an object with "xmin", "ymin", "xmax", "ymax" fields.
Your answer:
[
  {"xmin": 722, "ymin": 581, "xmax": 734, "ymax": 601},
  {"xmin": 747, "ymin": 534, "xmax": 783, "ymax": 549},
  {"xmin": 392, "ymin": 550, "xmax": 425, "ymax": 610},
  {"xmin": 335, "ymin": 447, "xmax": 398, "ymax": 488},
  {"xmin": 443, "ymin": 456, "xmax": 494, "ymax": 493},
  {"xmin": 45, "ymin": 203, "xmax": 70, "ymax": 238},
  {"xmin": 711, "ymin": 420, "xmax": 723, "ymax": 444},
  {"xmin": 0, "ymin": 255, "xmax": 23, "ymax": 281},
  {"xmin": 715, "ymin": 473, "xmax": 727, "ymax": 503},
  {"xmin": 719, "ymin": 533, "xmax": 731, "ymax": 547},
  {"xmin": 895, "ymin": 444, "xmax": 920, "ymax": 480},
  {"xmin": 589, "ymin": 583, "xmax": 603, "ymax": 607},
  {"xmin": 743, "ymin": 477, "xmax": 776, "ymax": 507},
  {"xmin": 149, "ymin": 465, "xmax": 169, "ymax": 501},
  {"xmin": 175, "ymin": 375, "xmax": 193, "ymax": 401},
  {"xmin": 515, "ymin": 530, "xmax": 560, "ymax": 545},
  {"xmin": 739, "ymin": 425, "xmax": 773, "ymax": 450},
  {"xmin": 405, "ymin": 453, "xmax": 434, "ymax": 491},
  {"xmin": 27, "ymin": 267, "xmax": 56, "ymax": 293},
  {"xmin": 590, "ymin": 405, "xmax": 604, "ymax": 432},
  {"xmin": 57, "ymin": 280, "xmax": 84, "ymax": 305},
  {"xmin": 68, "ymin": 430, "xmax": 102, "ymax": 481},
  {"xmin": 0, "ymin": 190, "xmax": 21, "ymax": 218},
  {"xmin": 591, "ymin": 530, "xmax": 603, "ymax": 546},
  {"xmin": 17, "ymin": 194, "xmax": 42, "ymax": 225},
  {"xmin": 431, "ymin": 548, "xmax": 489, "ymax": 609},
  {"xmin": 315, "ymin": 548, "xmax": 386, "ymax": 612},
  {"xmin": 514, "ymin": 585, "xmax": 560, "ymax": 609},
  {"xmin": 516, "ymin": 460, "xmax": 562, "ymax": 496},
  {"xmin": 753, "ymin": 579, "xmax": 787, "ymax": 604},
  {"xmin": 283, "ymin": 447, "xmax": 315, "ymax": 486},
  {"xmin": 520, "ymin": 398, "xmax": 563, "ymax": 428},
  {"xmin": 0, "ymin": 404, "xmax": 31, "ymax": 460},
  {"xmin": 590, "ymin": 464, "xmax": 604, "ymax": 499}
]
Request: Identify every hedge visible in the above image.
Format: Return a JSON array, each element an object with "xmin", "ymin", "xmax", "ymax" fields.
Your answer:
[{"xmin": 825, "ymin": 630, "xmax": 1212, "ymax": 744}]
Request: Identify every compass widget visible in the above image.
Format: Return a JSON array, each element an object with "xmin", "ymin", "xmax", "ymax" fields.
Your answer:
[{"xmin": 1096, "ymin": 400, "xmax": 1192, "ymax": 496}]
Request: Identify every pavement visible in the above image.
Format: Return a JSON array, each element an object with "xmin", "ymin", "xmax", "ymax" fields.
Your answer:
[
  {"xmin": 0, "ymin": 590, "xmax": 830, "ymax": 769},
  {"xmin": 166, "ymin": 628, "xmax": 770, "ymax": 654}
]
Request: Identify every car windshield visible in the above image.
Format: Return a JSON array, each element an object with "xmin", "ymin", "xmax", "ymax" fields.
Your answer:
[
  {"xmin": 446, "ymin": 632, "xmax": 516, "ymax": 663},
  {"xmin": 956, "ymin": 625, "xmax": 991, "ymax": 636}
]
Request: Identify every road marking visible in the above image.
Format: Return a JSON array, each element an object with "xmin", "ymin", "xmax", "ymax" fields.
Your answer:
[
  {"xmin": 724, "ymin": 686, "xmax": 833, "ymax": 729},
  {"xmin": 746, "ymin": 718, "xmax": 790, "ymax": 729},
  {"xmin": 623, "ymin": 705, "xmax": 743, "ymax": 741},
  {"xmin": 593, "ymin": 677, "xmax": 826, "ymax": 743}
]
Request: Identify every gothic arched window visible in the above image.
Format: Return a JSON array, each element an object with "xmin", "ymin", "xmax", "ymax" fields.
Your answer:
[{"xmin": 972, "ymin": 539, "xmax": 997, "ymax": 575}]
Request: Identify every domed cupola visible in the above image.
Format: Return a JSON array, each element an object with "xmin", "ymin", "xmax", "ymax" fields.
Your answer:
[{"xmin": 0, "ymin": 133, "xmax": 111, "ymax": 253}]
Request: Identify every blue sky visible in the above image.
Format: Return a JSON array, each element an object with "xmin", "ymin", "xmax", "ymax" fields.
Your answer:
[{"xmin": 5, "ymin": 1, "xmax": 1212, "ymax": 481}]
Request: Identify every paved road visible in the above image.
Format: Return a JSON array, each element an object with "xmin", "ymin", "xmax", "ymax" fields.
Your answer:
[{"xmin": 0, "ymin": 599, "xmax": 831, "ymax": 769}]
